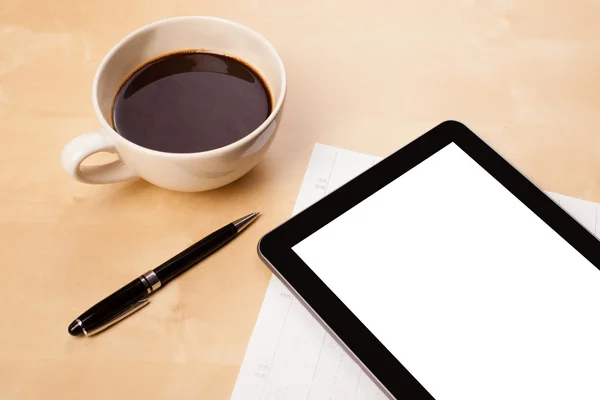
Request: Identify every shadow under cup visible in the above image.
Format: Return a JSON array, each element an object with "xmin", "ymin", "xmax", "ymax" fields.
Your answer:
[{"xmin": 89, "ymin": 17, "xmax": 286, "ymax": 191}]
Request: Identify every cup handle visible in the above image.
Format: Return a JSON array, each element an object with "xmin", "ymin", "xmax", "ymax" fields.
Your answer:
[{"xmin": 61, "ymin": 130, "xmax": 137, "ymax": 184}]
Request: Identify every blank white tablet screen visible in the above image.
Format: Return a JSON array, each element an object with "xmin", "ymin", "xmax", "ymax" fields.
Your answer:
[{"xmin": 292, "ymin": 143, "xmax": 600, "ymax": 400}]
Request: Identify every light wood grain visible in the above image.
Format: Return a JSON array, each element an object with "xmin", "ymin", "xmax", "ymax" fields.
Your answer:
[{"xmin": 2, "ymin": 1, "xmax": 600, "ymax": 398}]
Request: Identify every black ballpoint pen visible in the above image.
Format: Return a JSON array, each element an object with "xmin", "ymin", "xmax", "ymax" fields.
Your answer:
[{"xmin": 68, "ymin": 212, "xmax": 260, "ymax": 337}]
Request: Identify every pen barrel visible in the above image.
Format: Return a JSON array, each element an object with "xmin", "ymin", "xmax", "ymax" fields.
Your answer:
[
  {"xmin": 154, "ymin": 224, "xmax": 238, "ymax": 284},
  {"xmin": 77, "ymin": 278, "xmax": 148, "ymax": 334}
]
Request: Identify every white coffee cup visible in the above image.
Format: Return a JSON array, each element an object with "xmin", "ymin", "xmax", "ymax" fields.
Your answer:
[{"xmin": 61, "ymin": 16, "xmax": 286, "ymax": 192}]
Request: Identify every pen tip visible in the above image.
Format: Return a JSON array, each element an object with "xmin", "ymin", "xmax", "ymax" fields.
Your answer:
[{"xmin": 233, "ymin": 212, "xmax": 260, "ymax": 232}]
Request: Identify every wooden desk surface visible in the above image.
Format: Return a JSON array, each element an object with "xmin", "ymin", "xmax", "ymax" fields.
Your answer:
[{"xmin": 2, "ymin": 1, "xmax": 600, "ymax": 398}]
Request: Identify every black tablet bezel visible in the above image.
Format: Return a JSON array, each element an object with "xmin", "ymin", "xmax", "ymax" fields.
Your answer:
[{"xmin": 257, "ymin": 120, "xmax": 600, "ymax": 399}]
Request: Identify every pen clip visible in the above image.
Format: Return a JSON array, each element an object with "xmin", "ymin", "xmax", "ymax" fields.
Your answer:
[{"xmin": 85, "ymin": 299, "xmax": 149, "ymax": 336}]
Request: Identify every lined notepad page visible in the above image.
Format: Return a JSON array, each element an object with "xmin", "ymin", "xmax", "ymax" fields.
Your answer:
[{"xmin": 231, "ymin": 144, "xmax": 600, "ymax": 400}]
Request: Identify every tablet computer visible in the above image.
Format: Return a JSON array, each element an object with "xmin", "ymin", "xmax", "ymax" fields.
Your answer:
[{"xmin": 258, "ymin": 121, "xmax": 600, "ymax": 400}]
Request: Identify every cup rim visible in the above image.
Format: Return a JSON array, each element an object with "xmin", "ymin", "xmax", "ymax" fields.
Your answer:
[{"xmin": 91, "ymin": 15, "xmax": 287, "ymax": 158}]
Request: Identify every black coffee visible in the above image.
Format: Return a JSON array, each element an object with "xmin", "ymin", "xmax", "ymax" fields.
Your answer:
[{"xmin": 112, "ymin": 51, "xmax": 272, "ymax": 153}]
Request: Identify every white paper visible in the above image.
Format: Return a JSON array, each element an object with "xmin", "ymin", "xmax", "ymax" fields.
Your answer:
[{"xmin": 231, "ymin": 143, "xmax": 600, "ymax": 400}]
